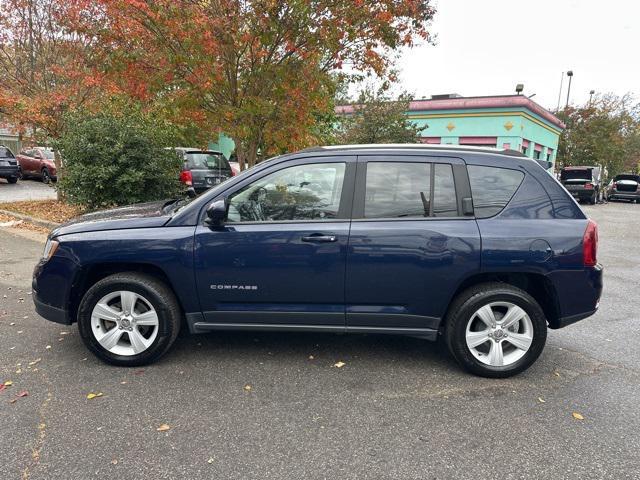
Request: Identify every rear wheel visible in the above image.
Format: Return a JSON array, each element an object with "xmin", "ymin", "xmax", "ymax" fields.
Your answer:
[
  {"xmin": 445, "ymin": 283, "xmax": 547, "ymax": 378},
  {"xmin": 588, "ymin": 191, "xmax": 597, "ymax": 205},
  {"xmin": 41, "ymin": 168, "xmax": 51, "ymax": 184},
  {"xmin": 78, "ymin": 273, "xmax": 181, "ymax": 366}
]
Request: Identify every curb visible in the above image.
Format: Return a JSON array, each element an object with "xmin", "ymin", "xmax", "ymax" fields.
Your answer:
[{"xmin": 0, "ymin": 209, "xmax": 60, "ymax": 230}]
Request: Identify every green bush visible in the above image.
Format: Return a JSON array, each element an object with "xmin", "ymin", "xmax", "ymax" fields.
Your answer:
[{"xmin": 56, "ymin": 110, "xmax": 184, "ymax": 210}]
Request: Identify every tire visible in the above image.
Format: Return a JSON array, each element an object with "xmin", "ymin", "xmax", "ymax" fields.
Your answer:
[
  {"xmin": 77, "ymin": 272, "xmax": 181, "ymax": 366},
  {"xmin": 41, "ymin": 168, "xmax": 50, "ymax": 184},
  {"xmin": 588, "ymin": 192, "xmax": 596, "ymax": 205},
  {"xmin": 445, "ymin": 282, "xmax": 547, "ymax": 378},
  {"xmin": 7, "ymin": 176, "xmax": 18, "ymax": 184}
]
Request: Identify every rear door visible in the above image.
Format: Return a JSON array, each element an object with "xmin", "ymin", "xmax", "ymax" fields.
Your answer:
[{"xmin": 345, "ymin": 155, "xmax": 481, "ymax": 333}]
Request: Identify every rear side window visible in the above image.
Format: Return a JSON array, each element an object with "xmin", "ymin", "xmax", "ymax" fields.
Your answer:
[
  {"xmin": 468, "ymin": 165, "xmax": 524, "ymax": 218},
  {"xmin": 364, "ymin": 162, "xmax": 459, "ymax": 218}
]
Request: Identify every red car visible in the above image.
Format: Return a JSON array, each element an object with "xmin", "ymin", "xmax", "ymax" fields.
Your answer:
[{"xmin": 16, "ymin": 147, "xmax": 57, "ymax": 183}]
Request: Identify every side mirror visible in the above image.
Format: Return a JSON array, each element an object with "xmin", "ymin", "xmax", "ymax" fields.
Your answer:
[{"xmin": 205, "ymin": 199, "xmax": 227, "ymax": 227}]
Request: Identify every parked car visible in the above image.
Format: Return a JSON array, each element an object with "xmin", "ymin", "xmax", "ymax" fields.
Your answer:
[
  {"xmin": 606, "ymin": 173, "xmax": 640, "ymax": 203},
  {"xmin": 33, "ymin": 144, "xmax": 602, "ymax": 378},
  {"xmin": 559, "ymin": 166, "xmax": 603, "ymax": 204},
  {"xmin": 0, "ymin": 145, "xmax": 20, "ymax": 184},
  {"xmin": 16, "ymin": 146, "xmax": 57, "ymax": 183},
  {"xmin": 175, "ymin": 148, "xmax": 233, "ymax": 193}
]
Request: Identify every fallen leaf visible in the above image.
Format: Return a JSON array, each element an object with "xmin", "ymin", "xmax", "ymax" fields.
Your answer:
[
  {"xmin": 3, "ymin": 380, "xmax": 13, "ymax": 386},
  {"xmin": 28, "ymin": 358, "xmax": 41, "ymax": 366},
  {"xmin": 17, "ymin": 390, "xmax": 28, "ymax": 397},
  {"xmin": 572, "ymin": 412, "xmax": 584, "ymax": 420},
  {"xmin": 60, "ymin": 331, "xmax": 69, "ymax": 335},
  {"xmin": 86, "ymin": 392, "xmax": 104, "ymax": 400},
  {"xmin": 45, "ymin": 345, "xmax": 51, "ymax": 350},
  {"xmin": 538, "ymin": 397, "xmax": 546, "ymax": 403},
  {"xmin": 207, "ymin": 458, "xmax": 215, "ymax": 464},
  {"xmin": 333, "ymin": 361, "xmax": 346, "ymax": 368},
  {"xmin": 111, "ymin": 459, "xmax": 118, "ymax": 465},
  {"xmin": 134, "ymin": 369, "xmax": 145, "ymax": 375},
  {"xmin": 308, "ymin": 355, "xmax": 314, "ymax": 360},
  {"xmin": 0, "ymin": 384, "xmax": 5, "ymax": 393},
  {"xmin": 156, "ymin": 424, "xmax": 171, "ymax": 432},
  {"xmin": 120, "ymin": 381, "xmax": 127, "ymax": 385},
  {"xmin": 244, "ymin": 384, "xmax": 252, "ymax": 391},
  {"xmin": 553, "ymin": 371, "xmax": 561, "ymax": 377},
  {"xmin": 9, "ymin": 322, "xmax": 15, "ymax": 326}
]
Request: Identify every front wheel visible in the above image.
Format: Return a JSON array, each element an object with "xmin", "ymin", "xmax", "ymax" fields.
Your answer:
[
  {"xmin": 445, "ymin": 283, "xmax": 547, "ymax": 378},
  {"xmin": 41, "ymin": 168, "xmax": 51, "ymax": 184},
  {"xmin": 7, "ymin": 176, "xmax": 18, "ymax": 184},
  {"xmin": 78, "ymin": 273, "xmax": 181, "ymax": 366}
]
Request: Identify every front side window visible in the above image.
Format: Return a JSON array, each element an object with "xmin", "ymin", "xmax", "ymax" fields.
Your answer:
[
  {"xmin": 364, "ymin": 162, "xmax": 459, "ymax": 218},
  {"xmin": 227, "ymin": 163, "xmax": 345, "ymax": 222},
  {"xmin": 468, "ymin": 165, "xmax": 524, "ymax": 218}
]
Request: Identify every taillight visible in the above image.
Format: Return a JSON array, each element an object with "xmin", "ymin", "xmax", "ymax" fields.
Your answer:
[
  {"xmin": 584, "ymin": 182, "xmax": 594, "ymax": 190},
  {"xmin": 583, "ymin": 219, "xmax": 598, "ymax": 267},
  {"xmin": 179, "ymin": 170, "xmax": 193, "ymax": 186},
  {"xmin": 612, "ymin": 183, "xmax": 617, "ymax": 190}
]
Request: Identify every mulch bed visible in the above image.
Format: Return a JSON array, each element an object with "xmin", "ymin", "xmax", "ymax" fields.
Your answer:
[{"xmin": 0, "ymin": 200, "xmax": 82, "ymax": 224}]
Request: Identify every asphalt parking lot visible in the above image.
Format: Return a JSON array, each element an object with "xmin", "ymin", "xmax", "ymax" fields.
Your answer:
[
  {"xmin": 1, "ymin": 201, "xmax": 639, "ymax": 480},
  {"xmin": 0, "ymin": 178, "xmax": 56, "ymax": 203}
]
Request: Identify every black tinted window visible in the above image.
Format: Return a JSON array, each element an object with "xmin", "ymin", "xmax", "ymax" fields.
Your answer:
[
  {"xmin": 0, "ymin": 147, "xmax": 14, "ymax": 158},
  {"xmin": 365, "ymin": 162, "xmax": 431, "ymax": 218},
  {"xmin": 433, "ymin": 164, "xmax": 458, "ymax": 217},
  {"xmin": 185, "ymin": 152, "xmax": 229, "ymax": 171},
  {"xmin": 468, "ymin": 165, "xmax": 524, "ymax": 218}
]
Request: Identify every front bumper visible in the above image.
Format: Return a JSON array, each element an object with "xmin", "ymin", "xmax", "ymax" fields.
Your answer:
[{"xmin": 33, "ymin": 290, "xmax": 71, "ymax": 324}]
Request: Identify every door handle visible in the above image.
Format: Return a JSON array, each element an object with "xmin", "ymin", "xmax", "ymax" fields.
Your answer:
[{"xmin": 301, "ymin": 234, "xmax": 337, "ymax": 243}]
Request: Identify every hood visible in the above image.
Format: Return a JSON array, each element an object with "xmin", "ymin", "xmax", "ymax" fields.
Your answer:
[{"xmin": 52, "ymin": 200, "xmax": 172, "ymax": 237}]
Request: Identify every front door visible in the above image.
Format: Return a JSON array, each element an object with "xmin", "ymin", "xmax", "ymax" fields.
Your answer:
[
  {"xmin": 345, "ymin": 156, "xmax": 481, "ymax": 332},
  {"xmin": 194, "ymin": 158, "xmax": 355, "ymax": 327}
]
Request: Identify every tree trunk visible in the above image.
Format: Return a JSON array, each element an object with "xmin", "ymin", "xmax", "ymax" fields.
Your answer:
[{"xmin": 54, "ymin": 149, "xmax": 64, "ymax": 201}]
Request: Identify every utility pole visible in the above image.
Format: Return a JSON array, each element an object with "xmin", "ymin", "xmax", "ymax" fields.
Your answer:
[
  {"xmin": 589, "ymin": 89, "xmax": 595, "ymax": 104},
  {"xmin": 565, "ymin": 70, "xmax": 574, "ymax": 109}
]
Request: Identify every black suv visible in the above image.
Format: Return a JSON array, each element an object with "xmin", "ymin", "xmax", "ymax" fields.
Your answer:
[
  {"xmin": 0, "ymin": 145, "xmax": 20, "ymax": 184},
  {"xmin": 176, "ymin": 148, "xmax": 234, "ymax": 193},
  {"xmin": 560, "ymin": 166, "xmax": 603, "ymax": 204}
]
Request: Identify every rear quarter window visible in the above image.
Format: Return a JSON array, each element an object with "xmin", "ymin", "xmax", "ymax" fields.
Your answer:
[{"xmin": 468, "ymin": 165, "xmax": 524, "ymax": 219}]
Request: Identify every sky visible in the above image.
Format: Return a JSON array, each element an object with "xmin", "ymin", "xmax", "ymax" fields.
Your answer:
[{"xmin": 395, "ymin": 0, "xmax": 640, "ymax": 110}]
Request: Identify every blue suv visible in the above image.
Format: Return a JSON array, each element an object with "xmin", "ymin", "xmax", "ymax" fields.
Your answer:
[{"xmin": 32, "ymin": 145, "xmax": 603, "ymax": 377}]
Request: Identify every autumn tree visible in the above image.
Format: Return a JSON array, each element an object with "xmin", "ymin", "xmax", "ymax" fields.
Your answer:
[
  {"xmin": 64, "ymin": 0, "xmax": 436, "ymax": 169},
  {"xmin": 557, "ymin": 93, "xmax": 640, "ymax": 177},
  {"xmin": 0, "ymin": 0, "xmax": 100, "ymax": 140},
  {"xmin": 336, "ymin": 88, "xmax": 422, "ymax": 144}
]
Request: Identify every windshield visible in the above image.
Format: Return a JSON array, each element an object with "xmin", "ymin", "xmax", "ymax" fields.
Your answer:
[{"xmin": 185, "ymin": 152, "xmax": 229, "ymax": 171}]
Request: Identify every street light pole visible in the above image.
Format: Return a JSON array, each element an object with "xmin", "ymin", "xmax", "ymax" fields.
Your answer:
[
  {"xmin": 556, "ymin": 71, "xmax": 564, "ymax": 111},
  {"xmin": 565, "ymin": 70, "xmax": 574, "ymax": 109},
  {"xmin": 589, "ymin": 89, "xmax": 595, "ymax": 104}
]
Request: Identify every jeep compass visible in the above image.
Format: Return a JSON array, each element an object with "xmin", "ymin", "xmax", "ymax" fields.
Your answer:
[{"xmin": 32, "ymin": 145, "xmax": 603, "ymax": 377}]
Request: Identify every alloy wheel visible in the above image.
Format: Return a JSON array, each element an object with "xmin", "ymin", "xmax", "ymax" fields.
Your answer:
[
  {"xmin": 465, "ymin": 301, "xmax": 534, "ymax": 367},
  {"xmin": 90, "ymin": 290, "xmax": 159, "ymax": 356}
]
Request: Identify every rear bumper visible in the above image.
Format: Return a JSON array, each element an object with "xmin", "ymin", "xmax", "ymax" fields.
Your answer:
[
  {"xmin": 549, "ymin": 264, "xmax": 603, "ymax": 329},
  {"xmin": 609, "ymin": 192, "xmax": 640, "ymax": 200},
  {"xmin": 0, "ymin": 165, "xmax": 19, "ymax": 178}
]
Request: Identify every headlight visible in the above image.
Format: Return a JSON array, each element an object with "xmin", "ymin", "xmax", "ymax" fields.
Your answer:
[{"xmin": 42, "ymin": 238, "xmax": 59, "ymax": 261}]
